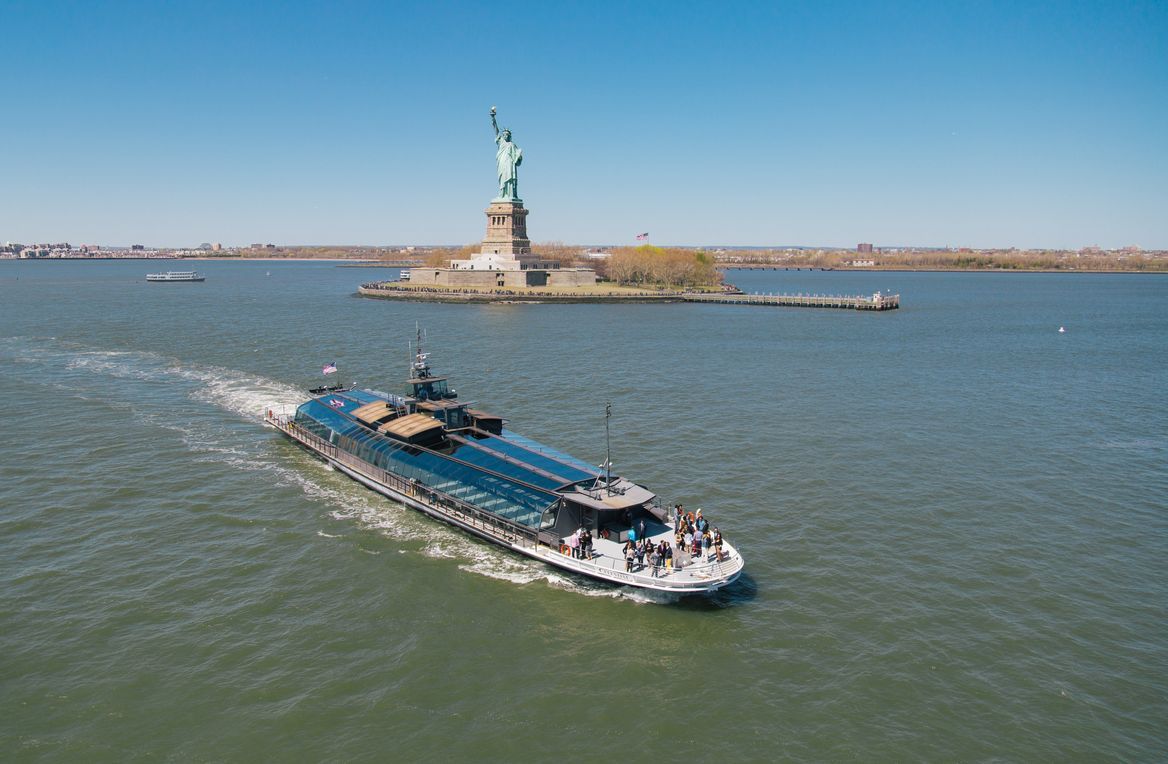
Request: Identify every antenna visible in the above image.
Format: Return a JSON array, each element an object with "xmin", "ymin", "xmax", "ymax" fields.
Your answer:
[{"xmin": 605, "ymin": 401, "xmax": 612, "ymax": 495}]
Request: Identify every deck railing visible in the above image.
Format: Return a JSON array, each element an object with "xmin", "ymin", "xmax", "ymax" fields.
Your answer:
[{"xmin": 547, "ymin": 544, "xmax": 741, "ymax": 588}]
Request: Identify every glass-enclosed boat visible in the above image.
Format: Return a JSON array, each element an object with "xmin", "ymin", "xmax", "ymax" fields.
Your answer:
[{"xmin": 264, "ymin": 333, "xmax": 744, "ymax": 593}]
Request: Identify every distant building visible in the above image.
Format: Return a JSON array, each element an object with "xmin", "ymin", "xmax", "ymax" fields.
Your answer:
[
  {"xmin": 212, "ymin": 242, "xmax": 222, "ymax": 252},
  {"xmin": 851, "ymin": 259, "xmax": 876, "ymax": 267},
  {"xmin": 857, "ymin": 242, "xmax": 874, "ymax": 253},
  {"xmin": 131, "ymin": 244, "xmax": 145, "ymax": 251}
]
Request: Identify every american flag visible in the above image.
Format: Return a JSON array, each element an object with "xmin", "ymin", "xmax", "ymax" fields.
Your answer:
[
  {"xmin": 322, "ymin": 362, "xmax": 337, "ymax": 375},
  {"xmin": 636, "ymin": 232, "xmax": 649, "ymax": 240}
]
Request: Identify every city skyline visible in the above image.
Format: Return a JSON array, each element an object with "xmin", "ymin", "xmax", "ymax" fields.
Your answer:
[{"xmin": 2, "ymin": 1, "xmax": 1166, "ymax": 249}]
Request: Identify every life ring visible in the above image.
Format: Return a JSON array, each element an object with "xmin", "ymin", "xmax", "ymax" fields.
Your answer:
[{"xmin": 600, "ymin": 528, "xmax": 610, "ymax": 540}]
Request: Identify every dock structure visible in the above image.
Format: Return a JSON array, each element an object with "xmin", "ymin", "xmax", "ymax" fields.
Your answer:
[{"xmin": 683, "ymin": 291, "xmax": 899, "ymax": 311}]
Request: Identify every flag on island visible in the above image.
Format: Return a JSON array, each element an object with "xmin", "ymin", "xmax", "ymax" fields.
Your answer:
[
  {"xmin": 636, "ymin": 232, "xmax": 649, "ymax": 240},
  {"xmin": 322, "ymin": 362, "xmax": 338, "ymax": 375}
]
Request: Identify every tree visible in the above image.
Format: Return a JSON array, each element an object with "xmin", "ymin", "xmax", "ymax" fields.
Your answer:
[
  {"xmin": 603, "ymin": 245, "xmax": 721, "ymax": 288},
  {"xmin": 531, "ymin": 241, "xmax": 582, "ymax": 266}
]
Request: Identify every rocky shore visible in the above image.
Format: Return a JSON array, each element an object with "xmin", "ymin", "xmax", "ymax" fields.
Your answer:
[{"xmin": 357, "ymin": 282, "xmax": 715, "ymax": 303}]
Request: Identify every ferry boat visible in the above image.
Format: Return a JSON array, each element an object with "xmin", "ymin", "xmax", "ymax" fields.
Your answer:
[
  {"xmin": 146, "ymin": 271, "xmax": 205, "ymax": 282},
  {"xmin": 264, "ymin": 333, "xmax": 744, "ymax": 593}
]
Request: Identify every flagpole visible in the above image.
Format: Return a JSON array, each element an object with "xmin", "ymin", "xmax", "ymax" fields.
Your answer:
[{"xmin": 605, "ymin": 401, "xmax": 612, "ymax": 495}]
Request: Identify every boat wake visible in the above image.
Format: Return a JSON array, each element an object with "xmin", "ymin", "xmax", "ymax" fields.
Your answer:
[{"xmin": 2, "ymin": 337, "xmax": 674, "ymax": 602}]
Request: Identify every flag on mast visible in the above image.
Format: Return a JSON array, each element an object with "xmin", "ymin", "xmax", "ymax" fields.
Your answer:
[
  {"xmin": 636, "ymin": 232, "xmax": 649, "ymax": 240},
  {"xmin": 322, "ymin": 362, "xmax": 338, "ymax": 375}
]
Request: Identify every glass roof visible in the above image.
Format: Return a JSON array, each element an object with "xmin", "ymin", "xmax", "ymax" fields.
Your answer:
[
  {"xmin": 498, "ymin": 429, "xmax": 604, "ymax": 477},
  {"xmin": 295, "ymin": 398, "xmax": 557, "ymax": 527},
  {"xmin": 454, "ymin": 434, "xmax": 598, "ymax": 486}
]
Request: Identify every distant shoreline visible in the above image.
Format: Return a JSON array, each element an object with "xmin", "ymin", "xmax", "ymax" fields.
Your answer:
[
  {"xmin": 3, "ymin": 257, "xmax": 1164, "ymax": 274},
  {"xmin": 721, "ymin": 265, "xmax": 1168, "ymax": 274}
]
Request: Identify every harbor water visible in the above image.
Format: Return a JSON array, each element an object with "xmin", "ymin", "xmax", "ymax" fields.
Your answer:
[{"xmin": 1, "ymin": 260, "xmax": 1165, "ymax": 760}]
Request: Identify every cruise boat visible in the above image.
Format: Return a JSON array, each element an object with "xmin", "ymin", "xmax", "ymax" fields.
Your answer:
[
  {"xmin": 146, "ymin": 271, "xmax": 205, "ymax": 282},
  {"xmin": 264, "ymin": 333, "xmax": 744, "ymax": 593}
]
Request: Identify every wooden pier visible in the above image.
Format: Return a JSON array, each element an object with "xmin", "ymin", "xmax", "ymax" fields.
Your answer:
[{"xmin": 683, "ymin": 291, "xmax": 899, "ymax": 311}]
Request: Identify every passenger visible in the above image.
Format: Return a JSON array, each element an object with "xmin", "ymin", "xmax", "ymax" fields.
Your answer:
[
  {"xmin": 683, "ymin": 529, "xmax": 693, "ymax": 553},
  {"xmin": 702, "ymin": 530, "xmax": 712, "ymax": 560},
  {"xmin": 713, "ymin": 528, "xmax": 723, "ymax": 561},
  {"xmin": 582, "ymin": 529, "xmax": 593, "ymax": 560},
  {"xmin": 568, "ymin": 529, "xmax": 580, "ymax": 559},
  {"xmin": 649, "ymin": 547, "xmax": 661, "ymax": 577},
  {"xmin": 663, "ymin": 543, "xmax": 673, "ymax": 572},
  {"xmin": 634, "ymin": 541, "xmax": 645, "ymax": 570},
  {"xmin": 624, "ymin": 544, "xmax": 635, "ymax": 572}
]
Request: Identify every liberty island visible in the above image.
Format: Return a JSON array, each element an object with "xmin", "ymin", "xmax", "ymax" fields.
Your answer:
[{"xmin": 358, "ymin": 107, "xmax": 898, "ymax": 308}]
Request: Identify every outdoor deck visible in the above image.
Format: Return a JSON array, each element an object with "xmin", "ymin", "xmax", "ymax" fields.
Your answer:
[{"xmin": 544, "ymin": 527, "xmax": 743, "ymax": 591}]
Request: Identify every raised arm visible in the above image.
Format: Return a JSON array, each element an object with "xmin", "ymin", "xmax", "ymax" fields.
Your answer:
[{"xmin": 490, "ymin": 106, "xmax": 499, "ymax": 138}]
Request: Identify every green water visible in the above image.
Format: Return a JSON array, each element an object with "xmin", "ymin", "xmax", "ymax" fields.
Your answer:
[{"xmin": 1, "ymin": 261, "xmax": 1165, "ymax": 760}]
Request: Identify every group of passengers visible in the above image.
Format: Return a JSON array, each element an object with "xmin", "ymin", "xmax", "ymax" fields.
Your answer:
[
  {"xmin": 560, "ymin": 505, "xmax": 726, "ymax": 577},
  {"xmin": 565, "ymin": 527, "xmax": 594, "ymax": 560},
  {"xmin": 674, "ymin": 506, "xmax": 725, "ymax": 564},
  {"xmin": 623, "ymin": 537, "xmax": 677, "ymax": 577}
]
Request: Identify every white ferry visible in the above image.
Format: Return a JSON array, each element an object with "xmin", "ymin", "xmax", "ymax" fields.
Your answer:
[
  {"xmin": 265, "ymin": 332, "xmax": 744, "ymax": 594},
  {"xmin": 146, "ymin": 271, "xmax": 205, "ymax": 282}
]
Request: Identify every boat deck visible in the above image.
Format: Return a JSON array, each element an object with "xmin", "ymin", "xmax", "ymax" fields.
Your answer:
[{"xmin": 541, "ymin": 525, "xmax": 743, "ymax": 591}]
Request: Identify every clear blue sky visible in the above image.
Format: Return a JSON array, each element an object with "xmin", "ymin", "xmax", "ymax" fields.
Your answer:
[{"xmin": 3, "ymin": 1, "xmax": 1165, "ymax": 249}]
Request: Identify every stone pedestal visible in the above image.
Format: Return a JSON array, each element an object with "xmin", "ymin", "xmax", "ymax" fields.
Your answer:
[{"xmin": 482, "ymin": 200, "xmax": 532, "ymax": 258}]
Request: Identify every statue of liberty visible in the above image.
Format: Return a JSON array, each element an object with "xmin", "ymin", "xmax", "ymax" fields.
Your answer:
[{"xmin": 490, "ymin": 106, "xmax": 522, "ymax": 201}]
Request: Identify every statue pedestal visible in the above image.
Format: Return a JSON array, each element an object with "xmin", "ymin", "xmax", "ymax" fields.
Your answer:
[{"xmin": 481, "ymin": 200, "xmax": 532, "ymax": 259}]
